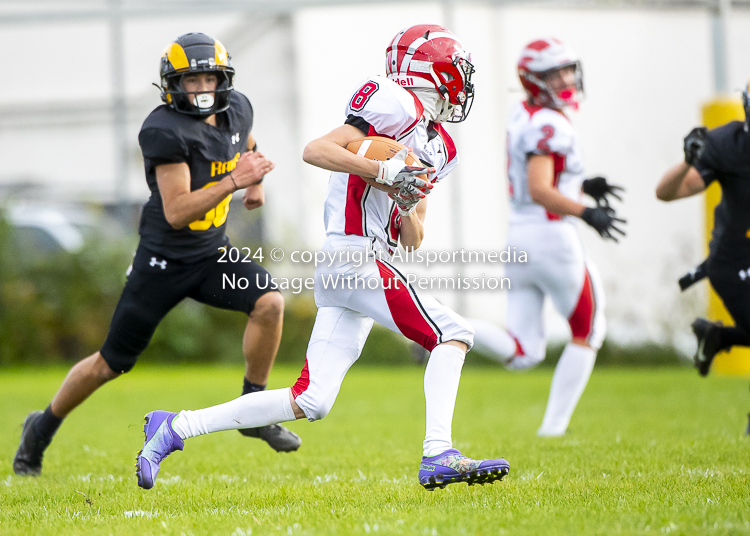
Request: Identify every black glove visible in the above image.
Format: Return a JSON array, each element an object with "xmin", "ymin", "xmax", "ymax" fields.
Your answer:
[
  {"xmin": 678, "ymin": 258, "xmax": 708, "ymax": 291},
  {"xmin": 581, "ymin": 176, "xmax": 624, "ymax": 208},
  {"xmin": 581, "ymin": 206, "xmax": 627, "ymax": 242},
  {"xmin": 683, "ymin": 127, "xmax": 707, "ymax": 166}
]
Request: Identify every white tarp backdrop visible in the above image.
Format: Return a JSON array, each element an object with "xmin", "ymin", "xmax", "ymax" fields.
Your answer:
[{"xmin": 3, "ymin": 2, "xmax": 750, "ymax": 350}]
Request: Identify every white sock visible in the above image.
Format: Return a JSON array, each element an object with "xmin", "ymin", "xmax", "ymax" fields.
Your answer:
[
  {"xmin": 538, "ymin": 343, "xmax": 596, "ymax": 437},
  {"xmin": 171, "ymin": 388, "xmax": 296, "ymax": 440},
  {"xmin": 423, "ymin": 344, "xmax": 465, "ymax": 457},
  {"xmin": 469, "ymin": 318, "xmax": 517, "ymax": 362}
]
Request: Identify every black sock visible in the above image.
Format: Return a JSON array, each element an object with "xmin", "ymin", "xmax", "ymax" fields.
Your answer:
[
  {"xmin": 34, "ymin": 405, "xmax": 63, "ymax": 442},
  {"xmin": 718, "ymin": 327, "xmax": 750, "ymax": 351},
  {"xmin": 242, "ymin": 379, "xmax": 266, "ymax": 396}
]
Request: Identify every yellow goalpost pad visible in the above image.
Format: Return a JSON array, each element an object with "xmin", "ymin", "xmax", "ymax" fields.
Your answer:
[{"xmin": 702, "ymin": 98, "xmax": 750, "ymax": 376}]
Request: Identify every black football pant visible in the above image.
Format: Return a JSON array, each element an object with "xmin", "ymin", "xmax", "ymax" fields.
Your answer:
[
  {"xmin": 707, "ymin": 257, "xmax": 750, "ymax": 351},
  {"xmin": 100, "ymin": 243, "xmax": 277, "ymax": 373}
]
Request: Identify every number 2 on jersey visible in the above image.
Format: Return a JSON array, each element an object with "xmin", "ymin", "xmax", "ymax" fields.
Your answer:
[
  {"xmin": 537, "ymin": 125, "xmax": 555, "ymax": 153},
  {"xmin": 350, "ymin": 81, "xmax": 379, "ymax": 112},
  {"xmin": 189, "ymin": 182, "xmax": 231, "ymax": 231}
]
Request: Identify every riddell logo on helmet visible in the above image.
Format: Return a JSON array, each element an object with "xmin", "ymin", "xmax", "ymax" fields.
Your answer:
[{"xmin": 392, "ymin": 77, "xmax": 415, "ymax": 87}]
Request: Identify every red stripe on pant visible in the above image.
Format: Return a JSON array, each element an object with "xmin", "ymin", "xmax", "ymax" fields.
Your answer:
[
  {"xmin": 509, "ymin": 332, "xmax": 525, "ymax": 357},
  {"xmin": 568, "ymin": 269, "xmax": 595, "ymax": 341},
  {"xmin": 376, "ymin": 260, "xmax": 439, "ymax": 351},
  {"xmin": 344, "ymin": 174, "xmax": 367, "ymax": 235},
  {"xmin": 291, "ymin": 358, "xmax": 310, "ymax": 398}
]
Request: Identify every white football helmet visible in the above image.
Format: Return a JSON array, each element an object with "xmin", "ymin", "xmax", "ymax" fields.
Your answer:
[
  {"xmin": 518, "ymin": 38, "xmax": 583, "ymax": 110},
  {"xmin": 385, "ymin": 24, "xmax": 475, "ymax": 123}
]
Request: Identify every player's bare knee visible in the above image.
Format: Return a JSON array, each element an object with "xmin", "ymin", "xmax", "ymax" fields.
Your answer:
[
  {"xmin": 441, "ymin": 340, "xmax": 469, "ymax": 354},
  {"xmin": 251, "ymin": 291, "xmax": 284, "ymax": 325},
  {"xmin": 289, "ymin": 394, "xmax": 306, "ymax": 420}
]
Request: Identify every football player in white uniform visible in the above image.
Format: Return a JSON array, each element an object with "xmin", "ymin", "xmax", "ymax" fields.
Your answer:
[
  {"xmin": 471, "ymin": 38, "xmax": 625, "ymax": 437},
  {"xmin": 135, "ymin": 24, "xmax": 510, "ymax": 491}
]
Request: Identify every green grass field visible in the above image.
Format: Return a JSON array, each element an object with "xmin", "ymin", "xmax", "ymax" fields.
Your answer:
[{"xmin": 1, "ymin": 365, "xmax": 749, "ymax": 535}]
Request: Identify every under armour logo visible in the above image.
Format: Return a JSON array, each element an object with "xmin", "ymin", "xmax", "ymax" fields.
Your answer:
[
  {"xmin": 150, "ymin": 257, "xmax": 167, "ymax": 270},
  {"xmin": 231, "ymin": 133, "xmax": 240, "ymax": 145},
  {"xmin": 740, "ymin": 269, "xmax": 748, "ymax": 281}
]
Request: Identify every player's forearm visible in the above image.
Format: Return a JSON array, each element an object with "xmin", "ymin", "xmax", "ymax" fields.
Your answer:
[
  {"xmin": 164, "ymin": 176, "xmax": 236, "ymax": 228},
  {"xmin": 399, "ymin": 212, "xmax": 425, "ymax": 250},
  {"xmin": 530, "ymin": 187, "xmax": 585, "ymax": 218},
  {"xmin": 243, "ymin": 184, "xmax": 264, "ymax": 211},
  {"xmin": 656, "ymin": 162, "xmax": 691, "ymax": 201},
  {"xmin": 303, "ymin": 139, "xmax": 380, "ymax": 178}
]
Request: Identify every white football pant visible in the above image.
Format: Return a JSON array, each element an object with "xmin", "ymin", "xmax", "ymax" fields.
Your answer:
[
  {"xmin": 471, "ymin": 221, "xmax": 605, "ymax": 436},
  {"xmin": 293, "ymin": 235, "xmax": 474, "ymax": 456},
  {"xmin": 172, "ymin": 235, "xmax": 474, "ymax": 457}
]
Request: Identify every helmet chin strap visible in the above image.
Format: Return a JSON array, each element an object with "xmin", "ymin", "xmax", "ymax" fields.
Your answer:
[{"xmin": 411, "ymin": 88, "xmax": 454, "ymax": 123}]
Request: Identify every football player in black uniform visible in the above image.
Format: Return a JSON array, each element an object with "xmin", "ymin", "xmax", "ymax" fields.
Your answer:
[
  {"xmin": 656, "ymin": 81, "xmax": 750, "ymax": 433},
  {"xmin": 13, "ymin": 33, "xmax": 301, "ymax": 476}
]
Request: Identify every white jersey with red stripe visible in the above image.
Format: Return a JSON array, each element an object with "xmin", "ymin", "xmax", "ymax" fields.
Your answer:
[
  {"xmin": 506, "ymin": 100, "xmax": 585, "ymax": 224},
  {"xmin": 323, "ymin": 75, "xmax": 458, "ymax": 253}
]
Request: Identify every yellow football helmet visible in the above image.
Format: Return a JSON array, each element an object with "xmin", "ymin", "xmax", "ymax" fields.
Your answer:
[{"xmin": 159, "ymin": 32, "xmax": 235, "ymax": 115}]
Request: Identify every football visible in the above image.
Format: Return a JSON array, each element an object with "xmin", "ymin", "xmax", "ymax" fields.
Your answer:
[{"xmin": 345, "ymin": 136, "xmax": 426, "ymax": 173}]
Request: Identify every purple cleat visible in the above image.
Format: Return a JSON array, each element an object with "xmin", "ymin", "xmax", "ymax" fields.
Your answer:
[
  {"xmin": 135, "ymin": 411, "xmax": 184, "ymax": 490},
  {"xmin": 418, "ymin": 448, "xmax": 510, "ymax": 490}
]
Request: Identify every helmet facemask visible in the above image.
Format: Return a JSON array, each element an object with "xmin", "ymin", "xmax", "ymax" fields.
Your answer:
[
  {"xmin": 433, "ymin": 54, "xmax": 475, "ymax": 122},
  {"xmin": 162, "ymin": 69, "xmax": 234, "ymax": 116}
]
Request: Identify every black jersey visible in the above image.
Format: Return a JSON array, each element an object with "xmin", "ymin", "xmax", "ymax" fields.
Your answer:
[
  {"xmin": 137, "ymin": 91, "xmax": 253, "ymax": 262},
  {"xmin": 694, "ymin": 121, "xmax": 750, "ymax": 264}
]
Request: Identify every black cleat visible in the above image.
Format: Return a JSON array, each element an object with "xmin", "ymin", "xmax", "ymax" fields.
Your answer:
[
  {"xmin": 13, "ymin": 411, "xmax": 50, "ymax": 476},
  {"xmin": 746, "ymin": 413, "xmax": 750, "ymax": 436},
  {"xmin": 692, "ymin": 318, "xmax": 723, "ymax": 377},
  {"xmin": 238, "ymin": 424, "xmax": 301, "ymax": 452}
]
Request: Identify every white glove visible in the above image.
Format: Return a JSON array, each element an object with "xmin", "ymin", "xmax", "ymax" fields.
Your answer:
[
  {"xmin": 375, "ymin": 148, "xmax": 434, "ymax": 187},
  {"xmin": 390, "ymin": 180, "xmax": 433, "ymax": 217},
  {"xmin": 391, "ymin": 190, "xmax": 421, "ymax": 216}
]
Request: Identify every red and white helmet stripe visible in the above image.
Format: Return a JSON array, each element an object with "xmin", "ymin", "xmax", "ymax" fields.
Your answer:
[{"xmin": 387, "ymin": 28, "xmax": 456, "ymax": 84}]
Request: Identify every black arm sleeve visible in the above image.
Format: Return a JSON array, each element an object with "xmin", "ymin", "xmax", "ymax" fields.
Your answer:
[
  {"xmin": 139, "ymin": 128, "xmax": 189, "ymax": 166},
  {"xmin": 693, "ymin": 133, "xmax": 720, "ymax": 187},
  {"xmin": 345, "ymin": 114, "xmax": 371, "ymax": 137}
]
